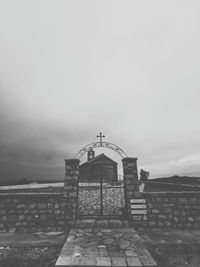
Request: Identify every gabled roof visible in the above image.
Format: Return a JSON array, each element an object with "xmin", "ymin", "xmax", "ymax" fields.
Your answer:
[{"xmin": 80, "ymin": 153, "xmax": 117, "ymax": 167}]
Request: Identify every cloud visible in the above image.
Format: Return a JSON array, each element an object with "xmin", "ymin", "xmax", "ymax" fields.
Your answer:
[{"xmin": 0, "ymin": 1, "xmax": 200, "ymax": 180}]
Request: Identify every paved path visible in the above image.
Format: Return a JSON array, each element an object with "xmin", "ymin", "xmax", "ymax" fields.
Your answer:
[{"xmin": 55, "ymin": 228, "xmax": 157, "ymax": 266}]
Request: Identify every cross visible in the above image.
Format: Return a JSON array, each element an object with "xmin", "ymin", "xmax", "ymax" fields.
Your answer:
[{"xmin": 97, "ymin": 132, "xmax": 105, "ymax": 146}]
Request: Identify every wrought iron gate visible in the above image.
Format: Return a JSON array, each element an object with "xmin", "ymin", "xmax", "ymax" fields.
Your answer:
[{"xmin": 76, "ymin": 177, "xmax": 125, "ymax": 217}]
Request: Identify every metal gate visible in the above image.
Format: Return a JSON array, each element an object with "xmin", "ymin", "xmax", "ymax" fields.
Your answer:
[{"xmin": 76, "ymin": 177, "xmax": 125, "ymax": 217}]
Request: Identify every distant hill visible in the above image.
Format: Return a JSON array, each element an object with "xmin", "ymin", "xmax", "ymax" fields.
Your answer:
[
  {"xmin": 142, "ymin": 175, "xmax": 200, "ymax": 192},
  {"xmin": 150, "ymin": 175, "xmax": 200, "ymax": 185},
  {"xmin": 0, "ymin": 179, "xmax": 64, "ymax": 186}
]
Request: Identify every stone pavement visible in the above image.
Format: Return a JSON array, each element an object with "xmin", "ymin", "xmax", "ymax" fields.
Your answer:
[{"xmin": 55, "ymin": 228, "xmax": 157, "ymax": 266}]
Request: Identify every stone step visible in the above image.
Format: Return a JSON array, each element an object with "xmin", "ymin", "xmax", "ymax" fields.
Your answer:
[
  {"xmin": 55, "ymin": 228, "xmax": 157, "ymax": 267},
  {"xmin": 75, "ymin": 218, "xmax": 129, "ymax": 228}
]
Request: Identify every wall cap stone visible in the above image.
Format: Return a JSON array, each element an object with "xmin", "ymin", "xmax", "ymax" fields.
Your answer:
[
  {"xmin": 0, "ymin": 192, "xmax": 64, "ymax": 197},
  {"xmin": 135, "ymin": 191, "xmax": 200, "ymax": 197}
]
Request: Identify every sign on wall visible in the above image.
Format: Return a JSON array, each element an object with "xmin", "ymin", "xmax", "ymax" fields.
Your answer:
[{"xmin": 130, "ymin": 198, "xmax": 147, "ymax": 222}]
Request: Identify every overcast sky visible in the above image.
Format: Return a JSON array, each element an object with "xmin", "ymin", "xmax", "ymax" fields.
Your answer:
[{"xmin": 0, "ymin": 1, "xmax": 200, "ymax": 181}]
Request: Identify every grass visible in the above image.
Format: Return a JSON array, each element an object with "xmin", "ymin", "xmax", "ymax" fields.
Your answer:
[
  {"xmin": 148, "ymin": 244, "xmax": 200, "ymax": 267},
  {"xmin": 0, "ymin": 246, "xmax": 61, "ymax": 267},
  {"xmin": 0, "ymin": 244, "xmax": 200, "ymax": 267}
]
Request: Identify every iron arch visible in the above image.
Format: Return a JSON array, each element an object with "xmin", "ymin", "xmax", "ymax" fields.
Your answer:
[{"xmin": 76, "ymin": 141, "xmax": 128, "ymax": 159}]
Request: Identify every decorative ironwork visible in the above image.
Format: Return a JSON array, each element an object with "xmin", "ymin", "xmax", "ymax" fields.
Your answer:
[
  {"xmin": 77, "ymin": 180, "xmax": 125, "ymax": 217},
  {"xmin": 76, "ymin": 141, "xmax": 127, "ymax": 159},
  {"xmin": 76, "ymin": 133, "xmax": 127, "ymax": 159},
  {"xmin": 96, "ymin": 132, "xmax": 105, "ymax": 145}
]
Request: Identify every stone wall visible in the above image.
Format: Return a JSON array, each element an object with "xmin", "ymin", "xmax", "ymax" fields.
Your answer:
[
  {"xmin": 0, "ymin": 193, "xmax": 68, "ymax": 233},
  {"xmin": 133, "ymin": 191, "xmax": 200, "ymax": 230},
  {"xmin": 122, "ymin": 158, "xmax": 139, "ymax": 220}
]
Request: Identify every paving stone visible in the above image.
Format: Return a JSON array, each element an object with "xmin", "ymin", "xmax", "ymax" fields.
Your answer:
[
  {"xmin": 85, "ymin": 245, "xmax": 98, "ymax": 257},
  {"xmin": 56, "ymin": 255, "xmax": 72, "ymax": 266},
  {"xmin": 97, "ymin": 247, "xmax": 109, "ymax": 256},
  {"xmin": 126, "ymin": 257, "xmax": 143, "ymax": 266},
  {"xmin": 125, "ymin": 249, "xmax": 138, "ymax": 257},
  {"xmin": 119, "ymin": 239, "xmax": 130, "ymax": 250},
  {"xmin": 71, "ymin": 256, "xmax": 82, "ymax": 266},
  {"xmin": 140, "ymin": 255, "xmax": 157, "ymax": 266},
  {"xmin": 111, "ymin": 256, "xmax": 127, "ymax": 266},
  {"xmin": 109, "ymin": 251, "xmax": 125, "ymax": 257},
  {"xmin": 80, "ymin": 256, "xmax": 96, "ymax": 266},
  {"xmin": 96, "ymin": 257, "xmax": 111, "ymax": 266}
]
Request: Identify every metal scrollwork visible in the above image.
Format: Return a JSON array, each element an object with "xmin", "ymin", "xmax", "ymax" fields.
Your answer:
[{"xmin": 76, "ymin": 141, "xmax": 128, "ymax": 159}]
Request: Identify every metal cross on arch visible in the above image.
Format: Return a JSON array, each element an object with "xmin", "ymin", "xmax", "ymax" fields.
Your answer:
[
  {"xmin": 76, "ymin": 132, "xmax": 128, "ymax": 159},
  {"xmin": 96, "ymin": 132, "xmax": 105, "ymax": 145}
]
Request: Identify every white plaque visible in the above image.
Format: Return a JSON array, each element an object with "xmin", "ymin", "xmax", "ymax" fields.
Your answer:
[
  {"xmin": 130, "ymin": 199, "xmax": 146, "ymax": 204},
  {"xmin": 131, "ymin": 204, "xmax": 146, "ymax": 209},
  {"xmin": 131, "ymin": 210, "xmax": 147, "ymax": 215}
]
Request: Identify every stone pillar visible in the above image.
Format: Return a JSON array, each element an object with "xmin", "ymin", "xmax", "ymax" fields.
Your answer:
[
  {"xmin": 64, "ymin": 159, "xmax": 79, "ymax": 226},
  {"xmin": 122, "ymin": 158, "xmax": 139, "ymax": 221}
]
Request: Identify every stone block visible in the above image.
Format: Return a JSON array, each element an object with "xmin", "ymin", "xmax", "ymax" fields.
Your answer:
[
  {"xmin": 152, "ymin": 209, "xmax": 160, "ymax": 214},
  {"xmin": 195, "ymin": 216, "xmax": 200, "ymax": 222},
  {"xmin": 193, "ymin": 205, "xmax": 200, "ymax": 210},
  {"xmin": 109, "ymin": 219, "xmax": 123, "ymax": 228},
  {"xmin": 26, "ymin": 215, "xmax": 33, "ymax": 221},
  {"xmin": 158, "ymin": 215, "xmax": 167, "ymax": 220},
  {"xmin": 127, "ymin": 191, "xmax": 134, "ymax": 197},
  {"xmin": 96, "ymin": 220, "xmax": 108, "ymax": 228},
  {"xmin": 193, "ymin": 223, "xmax": 200, "ymax": 229},
  {"xmin": 18, "ymin": 215, "xmax": 25, "ymax": 221},
  {"xmin": 149, "ymin": 221, "xmax": 156, "ymax": 227},
  {"xmin": 1, "ymin": 216, "xmax": 7, "ymax": 222},
  {"xmin": 147, "ymin": 203, "xmax": 154, "ymax": 208},
  {"xmin": 29, "ymin": 203, "xmax": 36, "ymax": 209},
  {"xmin": 155, "ymin": 197, "xmax": 163, "ymax": 202},
  {"xmin": 140, "ymin": 255, "xmax": 157, "ymax": 266},
  {"xmin": 189, "ymin": 198, "xmax": 197, "ymax": 204},
  {"xmin": 165, "ymin": 221, "xmax": 172, "ymax": 227},
  {"xmin": 178, "ymin": 198, "xmax": 188, "ymax": 204},
  {"xmin": 188, "ymin": 217, "xmax": 194, "ymax": 222},
  {"xmin": 126, "ymin": 257, "xmax": 143, "ymax": 266},
  {"xmin": 174, "ymin": 217, "xmax": 179, "ymax": 223},
  {"xmin": 164, "ymin": 208, "xmax": 171, "ymax": 213},
  {"xmin": 0, "ymin": 210, "xmax": 6, "ymax": 215},
  {"xmin": 8, "ymin": 228, "xmax": 16, "ymax": 233},
  {"xmin": 39, "ymin": 209, "xmax": 46, "ymax": 214},
  {"xmin": 16, "ymin": 204, "xmax": 26, "ymax": 209},
  {"xmin": 111, "ymin": 257, "xmax": 127, "ymax": 266},
  {"xmin": 157, "ymin": 221, "xmax": 164, "ymax": 227},
  {"xmin": 96, "ymin": 257, "xmax": 111, "ymax": 266},
  {"xmin": 38, "ymin": 203, "xmax": 46, "ymax": 209},
  {"xmin": 8, "ymin": 215, "xmax": 17, "ymax": 222}
]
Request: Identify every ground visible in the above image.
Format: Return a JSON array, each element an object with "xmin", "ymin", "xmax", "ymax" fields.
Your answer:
[
  {"xmin": 0, "ymin": 247, "xmax": 60, "ymax": 267},
  {"xmin": 0, "ymin": 231, "xmax": 199, "ymax": 266}
]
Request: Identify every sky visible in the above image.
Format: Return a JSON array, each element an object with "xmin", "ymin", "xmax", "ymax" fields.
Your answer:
[{"xmin": 0, "ymin": 1, "xmax": 200, "ymax": 181}]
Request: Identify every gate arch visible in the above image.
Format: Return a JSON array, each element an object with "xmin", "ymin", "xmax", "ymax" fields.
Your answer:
[{"xmin": 76, "ymin": 141, "xmax": 128, "ymax": 159}]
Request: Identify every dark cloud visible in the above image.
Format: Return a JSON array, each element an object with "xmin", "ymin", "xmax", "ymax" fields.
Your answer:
[{"xmin": 0, "ymin": 1, "xmax": 200, "ymax": 181}]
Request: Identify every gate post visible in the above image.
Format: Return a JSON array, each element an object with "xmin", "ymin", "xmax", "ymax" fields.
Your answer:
[
  {"xmin": 64, "ymin": 159, "xmax": 79, "ymax": 226},
  {"xmin": 122, "ymin": 158, "xmax": 139, "ymax": 221}
]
